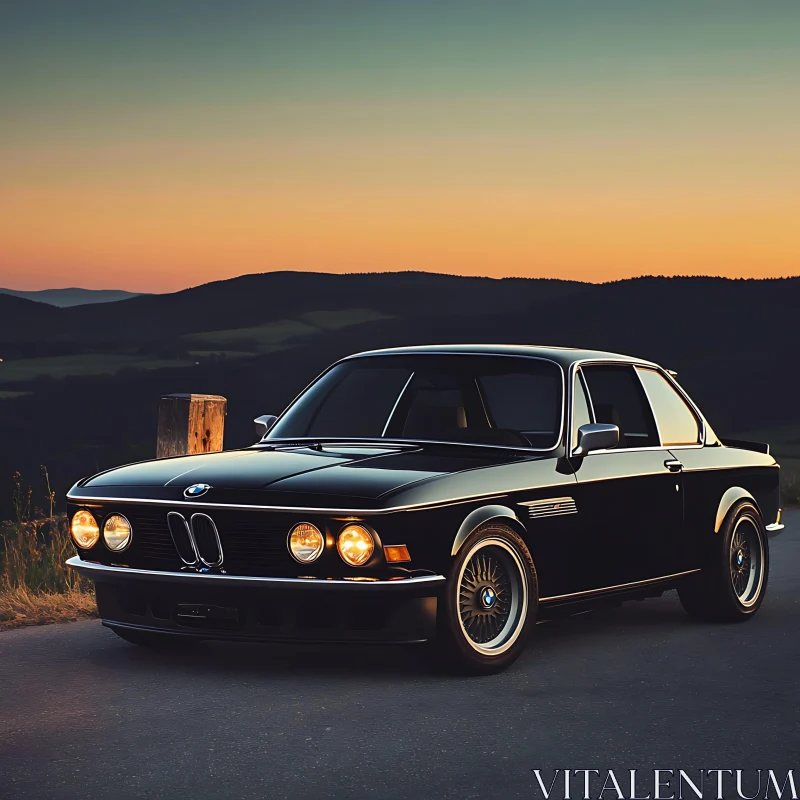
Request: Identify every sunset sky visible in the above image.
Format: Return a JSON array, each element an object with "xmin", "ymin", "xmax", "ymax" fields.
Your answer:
[{"xmin": 1, "ymin": 1, "xmax": 799, "ymax": 292}]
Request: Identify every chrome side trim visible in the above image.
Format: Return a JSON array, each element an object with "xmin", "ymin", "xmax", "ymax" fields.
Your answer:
[
  {"xmin": 65, "ymin": 556, "xmax": 445, "ymax": 590},
  {"xmin": 766, "ymin": 523, "xmax": 784, "ymax": 532},
  {"xmin": 539, "ymin": 569, "xmax": 701, "ymax": 603},
  {"xmin": 66, "ymin": 491, "xmax": 513, "ymax": 515},
  {"xmin": 518, "ymin": 496, "xmax": 577, "ymax": 519}
]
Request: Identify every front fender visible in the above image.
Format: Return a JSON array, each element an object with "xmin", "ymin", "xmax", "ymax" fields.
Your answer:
[{"xmin": 451, "ymin": 504, "xmax": 524, "ymax": 556}]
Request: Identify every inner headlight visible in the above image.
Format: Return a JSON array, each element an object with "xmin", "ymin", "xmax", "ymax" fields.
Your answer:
[
  {"xmin": 337, "ymin": 524, "xmax": 374, "ymax": 566},
  {"xmin": 70, "ymin": 510, "xmax": 100, "ymax": 549},
  {"xmin": 288, "ymin": 522, "xmax": 324, "ymax": 563},
  {"xmin": 103, "ymin": 513, "xmax": 132, "ymax": 552}
]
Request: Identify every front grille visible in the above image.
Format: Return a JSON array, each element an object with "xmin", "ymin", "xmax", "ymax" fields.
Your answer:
[
  {"xmin": 212, "ymin": 509, "xmax": 298, "ymax": 576},
  {"xmin": 130, "ymin": 510, "xmax": 184, "ymax": 571},
  {"xmin": 124, "ymin": 507, "xmax": 301, "ymax": 576}
]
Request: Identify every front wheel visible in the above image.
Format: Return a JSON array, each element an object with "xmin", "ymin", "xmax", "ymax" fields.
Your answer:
[
  {"xmin": 678, "ymin": 501, "xmax": 769, "ymax": 621},
  {"xmin": 433, "ymin": 524, "xmax": 537, "ymax": 674}
]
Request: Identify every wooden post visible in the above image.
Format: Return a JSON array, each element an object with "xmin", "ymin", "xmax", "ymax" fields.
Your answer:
[{"xmin": 156, "ymin": 393, "xmax": 227, "ymax": 458}]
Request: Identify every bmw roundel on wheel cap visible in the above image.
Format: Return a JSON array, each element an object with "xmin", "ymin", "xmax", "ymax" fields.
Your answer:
[{"xmin": 184, "ymin": 483, "xmax": 211, "ymax": 498}]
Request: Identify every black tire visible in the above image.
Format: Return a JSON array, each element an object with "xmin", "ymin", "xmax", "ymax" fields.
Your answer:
[
  {"xmin": 110, "ymin": 627, "xmax": 189, "ymax": 648},
  {"xmin": 678, "ymin": 501, "xmax": 769, "ymax": 621},
  {"xmin": 432, "ymin": 523, "xmax": 538, "ymax": 675}
]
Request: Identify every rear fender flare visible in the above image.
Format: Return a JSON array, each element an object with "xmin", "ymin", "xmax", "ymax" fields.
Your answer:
[{"xmin": 714, "ymin": 487, "xmax": 759, "ymax": 533}]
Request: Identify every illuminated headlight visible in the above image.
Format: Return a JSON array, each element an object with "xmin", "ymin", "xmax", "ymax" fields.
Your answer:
[
  {"xmin": 337, "ymin": 524, "xmax": 374, "ymax": 566},
  {"xmin": 288, "ymin": 522, "xmax": 324, "ymax": 563},
  {"xmin": 70, "ymin": 510, "xmax": 100, "ymax": 549},
  {"xmin": 103, "ymin": 513, "xmax": 132, "ymax": 552}
]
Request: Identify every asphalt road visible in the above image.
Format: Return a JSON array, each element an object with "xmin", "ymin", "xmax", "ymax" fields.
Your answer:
[{"xmin": 1, "ymin": 513, "xmax": 798, "ymax": 800}]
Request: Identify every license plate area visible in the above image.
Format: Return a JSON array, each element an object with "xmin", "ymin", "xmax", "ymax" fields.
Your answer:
[{"xmin": 174, "ymin": 603, "xmax": 240, "ymax": 629}]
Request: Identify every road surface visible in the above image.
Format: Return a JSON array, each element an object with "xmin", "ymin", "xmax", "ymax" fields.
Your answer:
[{"xmin": 1, "ymin": 512, "xmax": 798, "ymax": 799}]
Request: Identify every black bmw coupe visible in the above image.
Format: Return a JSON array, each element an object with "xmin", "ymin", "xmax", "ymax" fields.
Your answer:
[{"xmin": 67, "ymin": 345, "xmax": 782, "ymax": 673}]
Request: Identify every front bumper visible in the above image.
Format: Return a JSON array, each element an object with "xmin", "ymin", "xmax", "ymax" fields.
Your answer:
[{"xmin": 67, "ymin": 557, "xmax": 444, "ymax": 644}]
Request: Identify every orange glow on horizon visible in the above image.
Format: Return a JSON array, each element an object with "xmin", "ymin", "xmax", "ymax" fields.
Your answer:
[{"xmin": 1, "ymin": 181, "xmax": 797, "ymax": 292}]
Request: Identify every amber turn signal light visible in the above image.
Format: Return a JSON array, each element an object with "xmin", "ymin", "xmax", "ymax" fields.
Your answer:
[{"xmin": 384, "ymin": 544, "xmax": 411, "ymax": 563}]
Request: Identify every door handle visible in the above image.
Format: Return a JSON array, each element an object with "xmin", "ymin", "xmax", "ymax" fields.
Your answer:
[{"xmin": 664, "ymin": 459, "xmax": 683, "ymax": 472}]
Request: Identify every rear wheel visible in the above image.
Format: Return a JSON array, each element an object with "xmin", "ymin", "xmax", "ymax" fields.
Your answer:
[
  {"xmin": 433, "ymin": 524, "xmax": 537, "ymax": 674},
  {"xmin": 678, "ymin": 501, "xmax": 769, "ymax": 621}
]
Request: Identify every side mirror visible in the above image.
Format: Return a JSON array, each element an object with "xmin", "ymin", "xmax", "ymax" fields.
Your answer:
[
  {"xmin": 254, "ymin": 414, "xmax": 278, "ymax": 440},
  {"xmin": 573, "ymin": 423, "xmax": 619, "ymax": 456}
]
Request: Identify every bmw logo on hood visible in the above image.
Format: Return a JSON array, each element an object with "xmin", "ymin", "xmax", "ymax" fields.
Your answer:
[{"xmin": 184, "ymin": 483, "xmax": 211, "ymax": 498}]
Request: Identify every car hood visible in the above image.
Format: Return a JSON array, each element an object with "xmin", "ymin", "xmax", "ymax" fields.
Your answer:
[{"xmin": 76, "ymin": 444, "xmax": 518, "ymax": 503}]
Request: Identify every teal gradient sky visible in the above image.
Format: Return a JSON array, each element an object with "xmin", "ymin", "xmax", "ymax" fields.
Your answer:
[{"xmin": 1, "ymin": 1, "xmax": 799, "ymax": 291}]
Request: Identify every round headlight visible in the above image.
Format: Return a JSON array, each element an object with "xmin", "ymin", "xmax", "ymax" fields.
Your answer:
[
  {"xmin": 103, "ymin": 513, "xmax": 132, "ymax": 552},
  {"xmin": 288, "ymin": 522, "xmax": 324, "ymax": 563},
  {"xmin": 337, "ymin": 524, "xmax": 374, "ymax": 566},
  {"xmin": 70, "ymin": 510, "xmax": 100, "ymax": 549}
]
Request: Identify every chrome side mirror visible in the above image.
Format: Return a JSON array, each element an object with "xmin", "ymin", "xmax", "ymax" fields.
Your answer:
[
  {"xmin": 573, "ymin": 423, "xmax": 619, "ymax": 456},
  {"xmin": 254, "ymin": 414, "xmax": 278, "ymax": 440}
]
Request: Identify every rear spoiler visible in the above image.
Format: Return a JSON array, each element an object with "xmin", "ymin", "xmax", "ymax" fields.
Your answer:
[{"xmin": 721, "ymin": 438, "xmax": 770, "ymax": 455}]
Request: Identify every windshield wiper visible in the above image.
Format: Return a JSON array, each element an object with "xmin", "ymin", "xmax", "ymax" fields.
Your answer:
[{"xmin": 258, "ymin": 438, "xmax": 419, "ymax": 451}]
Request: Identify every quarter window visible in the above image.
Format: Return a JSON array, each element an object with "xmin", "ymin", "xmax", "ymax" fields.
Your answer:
[
  {"xmin": 636, "ymin": 368, "xmax": 701, "ymax": 446},
  {"xmin": 581, "ymin": 365, "xmax": 659, "ymax": 449}
]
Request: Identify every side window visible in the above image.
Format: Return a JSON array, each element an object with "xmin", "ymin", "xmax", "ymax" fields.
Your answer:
[
  {"xmin": 478, "ymin": 370, "xmax": 562, "ymax": 449},
  {"xmin": 582, "ymin": 365, "xmax": 659, "ymax": 449},
  {"xmin": 636, "ymin": 368, "xmax": 701, "ymax": 446},
  {"xmin": 571, "ymin": 370, "xmax": 593, "ymax": 449}
]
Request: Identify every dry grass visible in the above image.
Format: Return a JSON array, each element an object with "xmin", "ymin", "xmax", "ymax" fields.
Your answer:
[
  {"xmin": 0, "ymin": 470, "xmax": 96, "ymax": 631},
  {"xmin": 0, "ymin": 585, "xmax": 96, "ymax": 631}
]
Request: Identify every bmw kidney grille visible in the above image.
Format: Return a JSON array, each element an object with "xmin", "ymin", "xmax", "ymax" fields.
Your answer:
[
  {"xmin": 189, "ymin": 513, "xmax": 223, "ymax": 567},
  {"xmin": 165, "ymin": 511, "xmax": 223, "ymax": 567},
  {"xmin": 166, "ymin": 512, "xmax": 198, "ymax": 565}
]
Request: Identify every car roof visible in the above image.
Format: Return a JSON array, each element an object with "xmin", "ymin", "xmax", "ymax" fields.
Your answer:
[{"xmin": 347, "ymin": 344, "xmax": 659, "ymax": 370}]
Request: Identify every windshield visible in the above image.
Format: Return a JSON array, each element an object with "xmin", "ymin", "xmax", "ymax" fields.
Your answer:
[{"xmin": 267, "ymin": 354, "xmax": 563, "ymax": 449}]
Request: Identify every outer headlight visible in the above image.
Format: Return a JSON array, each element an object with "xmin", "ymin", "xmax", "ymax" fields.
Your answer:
[
  {"xmin": 103, "ymin": 513, "xmax": 132, "ymax": 552},
  {"xmin": 70, "ymin": 510, "xmax": 100, "ymax": 549},
  {"xmin": 337, "ymin": 524, "xmax": 374, "ymax": 566},
  {"xmin": 288, "ymin": 522, "xmax": 324, "ymax": 563}
]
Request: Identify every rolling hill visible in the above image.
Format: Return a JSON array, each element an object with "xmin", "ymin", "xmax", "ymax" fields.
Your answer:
[
  {"xmin": 0, "ymin": 271, "xmax": 796, "ymax": 517},
  {"xmin": 0, "ymin": 287, "xmax": 145, "ymax": 307}
]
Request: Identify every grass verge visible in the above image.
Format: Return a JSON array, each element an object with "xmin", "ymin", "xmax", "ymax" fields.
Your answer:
[
  {"xmin": 0, "ymin": 586, "xmax": 96, "ymax": 631},
  {"xmin": 1, "ymin": 471, "xmax": 96, "ymax": 631}
]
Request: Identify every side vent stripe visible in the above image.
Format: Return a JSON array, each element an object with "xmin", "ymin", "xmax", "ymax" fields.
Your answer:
[{"xmin": 518, "ymin": 496, "xmax": 578, "ymax": 519}]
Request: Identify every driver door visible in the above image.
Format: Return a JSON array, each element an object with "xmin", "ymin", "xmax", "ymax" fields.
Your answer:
[{"xmin": 568, "ymin": 365, "xmax": 684, "ymax": 593}]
